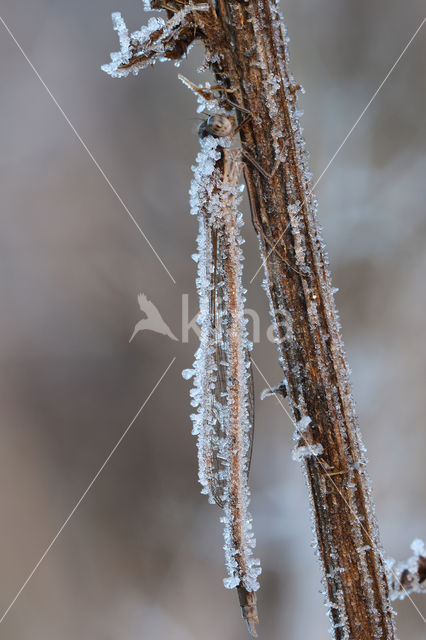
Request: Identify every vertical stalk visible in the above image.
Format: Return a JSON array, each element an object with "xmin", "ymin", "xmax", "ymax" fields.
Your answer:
[{"xmin": 210, "ymin": 2, "xmax": 396, "ymax": 638}]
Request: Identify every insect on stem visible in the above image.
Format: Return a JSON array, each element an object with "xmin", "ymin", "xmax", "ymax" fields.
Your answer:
[{"xmin": 183, "ymin": 107, "xmax": 261, "ymax": 634}]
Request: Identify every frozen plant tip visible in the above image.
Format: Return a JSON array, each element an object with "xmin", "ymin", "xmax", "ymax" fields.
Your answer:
[
  {"xmin": 102, "ymin": 3, "xmax": 209, "ymax": 77},
  {"xmin": 387, "ymin": 539, "xmax": 426, "ymax": 600}
]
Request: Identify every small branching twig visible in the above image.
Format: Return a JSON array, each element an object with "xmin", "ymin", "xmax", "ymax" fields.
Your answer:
[
  {"xmin": 387, "ymin": 539, "xmax": 426, "ymax": 601},
  {"xmin": 102, "ymin": 3, "xmax": 210, "ymax": 77}
]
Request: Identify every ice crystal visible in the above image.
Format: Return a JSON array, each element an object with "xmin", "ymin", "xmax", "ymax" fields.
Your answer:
[
  {"xmin": 291, "ymin": 442, "xmax": 323, "ymax": 462},
  {"xmin": 178, "ymin": 76, "xmax": 220, "ymax": 115},
  {"xmin": 260, "ymin": 377, "xmax": 288, "ymax": 401},
  {"xmin": 294, "ymin": 415, "xmax": 312, "ymax": 436}
]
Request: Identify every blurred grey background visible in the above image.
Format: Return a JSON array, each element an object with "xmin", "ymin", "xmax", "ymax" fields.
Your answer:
[{"xmin": 0, "ymin": 1, "xmax": 425, "ymax": 638}]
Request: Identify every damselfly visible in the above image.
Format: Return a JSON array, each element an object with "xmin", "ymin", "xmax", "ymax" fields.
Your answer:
[{"xmin": 183, "ymin": 110, "xmax": 260, "ymax": 636}]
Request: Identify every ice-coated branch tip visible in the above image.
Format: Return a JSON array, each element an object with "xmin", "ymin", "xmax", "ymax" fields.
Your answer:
[
  {"xmin": 387, "ymin": 538, "xmax": 426, "ymax": 601},
  {"xmin": 102, "ymin": 2, "xmax": 211, "ymax": 78}
]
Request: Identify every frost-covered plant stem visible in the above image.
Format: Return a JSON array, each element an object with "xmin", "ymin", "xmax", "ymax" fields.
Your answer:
[
  {"xmin": 103, "ymin": 1, "xmax": 399, "ymax": 638},
  {"xmin": 211, "ymin": 3, "xmax": 396, "ymax": 638}
]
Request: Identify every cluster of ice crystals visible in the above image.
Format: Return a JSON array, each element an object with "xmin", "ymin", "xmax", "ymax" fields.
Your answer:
[
  {"xmin": 178, "ymin": 76, "xmax": 220, "ymax": 115},
  {"xmin": 181, "ymin": 368, "xmax": 195, "ymax": 381},
  {"xmin": 411, "ymin": 538, "xmax": 425, "ymax": 556},
  {"xmin": 102, "ymin": 11, "xmax": 162, "ymax": 77},
  {"xmin": 294, "ymin": 415, "xmax": 311, "ymax": 436},
  {"xmin": 260, "ymin": 377, "xmax": 287, "ymax": 400},
  {"xmin": 185, "ymin": 131, "xmax": 260, "ymax": 592},
  {"xmin": 387, "ymin": 538, "xmax": 426, "ymax": 601},
  {"xmin": 102, "ymin": 4, "xmax": 209, "ymax": 78},
  {"xmin": 142, "ymin": 0, "xmax": 156, "ymax": 11},
  {"xmin": 291, "ymin": 442, "xmax": 323, "ymax": 462}
]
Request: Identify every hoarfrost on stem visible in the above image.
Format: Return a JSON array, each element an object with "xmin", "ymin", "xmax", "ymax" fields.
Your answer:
[
  {"xmin": 291, "ymin": 442, "xmax": 324, "ymax": 462},
  {"xmin": 186, "ymin": 127, "xmax": 261, "ymax": 593}
]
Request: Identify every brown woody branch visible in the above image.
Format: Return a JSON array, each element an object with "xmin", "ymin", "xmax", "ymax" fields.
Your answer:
[{"xmin": 118, "ymin": 17, "xmax": 197, "ymax": 69}]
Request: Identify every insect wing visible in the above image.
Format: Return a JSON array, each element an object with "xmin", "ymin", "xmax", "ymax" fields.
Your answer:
[
  {"xmin": 245, "ymin": 354, "xmax": 255, "ymax": 477},
  {"xmin": 207, "ymin": 227, "xmax": 229, "ymax": 508},
  {"xmin": 207, "ymin": 227, "xmax": 255, "ymax": 507}
]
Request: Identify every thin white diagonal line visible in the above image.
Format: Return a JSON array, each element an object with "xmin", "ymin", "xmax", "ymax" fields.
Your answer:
[
  {"xmin": 252, "ymin": 357, "xmax": 426, "ymax": 626},
  {"xmin": 250, "ymin": 17, "xmax": 426, "ymax": 283},
  {"xmin": 0, "ymin": 15, "xmax": 176, "ymax": 285},
  {"xmin": 0, "ymin": 357, "xmax": 176, "ymax": 625},
  {"xmin": 249, "ymin": 220, "xmax": 291, "ymax": 284},
  {"xmin": 313, "ymin": 16, "xmax": 426, "ymax": 189}
]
